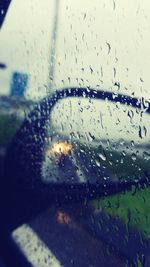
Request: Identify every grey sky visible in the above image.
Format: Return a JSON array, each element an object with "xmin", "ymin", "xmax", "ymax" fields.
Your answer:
[
  {"xmin": 51, "ymin": 97, "xmax": 150, "ymax": 143},
  {"xmin": 0, "ymin": 0, "xmax": 150, "ymax": 100}
]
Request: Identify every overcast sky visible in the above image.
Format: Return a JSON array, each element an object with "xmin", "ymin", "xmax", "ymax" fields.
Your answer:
[{"xmin": 0, "ymin": 0, "xmax": 150, "ymax": 100}]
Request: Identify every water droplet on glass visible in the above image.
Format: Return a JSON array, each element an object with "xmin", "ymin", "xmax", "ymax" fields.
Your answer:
[
  {"xmin": 122, "ymin": 150, "xmax": 126, "ymax": 157},
  {"xmin": 98, "ymin": 152, "xmax": 106, "ymax": 161},
  {"xmin": 139, "ymin": 125, "xmax": 147, "ymax": 139},
  {"xmin": 131, "ymin": 153, "xmax": 137, "ymax": 162},
  {"xmin": 95, "ymin": 159, "xmax": 101, "ymax": 167}
]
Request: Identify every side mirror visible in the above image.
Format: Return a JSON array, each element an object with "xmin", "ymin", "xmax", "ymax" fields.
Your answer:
[{"xmin": 2, "ymin": 87, "xmax": 150, "ymax": 232}]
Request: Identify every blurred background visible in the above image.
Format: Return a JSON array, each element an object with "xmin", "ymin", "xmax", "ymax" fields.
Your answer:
[{"xmin": 1, "ymin": 0, "xmax": 150, "ymax": 100}]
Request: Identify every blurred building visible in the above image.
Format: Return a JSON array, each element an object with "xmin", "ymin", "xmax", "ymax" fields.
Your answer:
[{"xmin": 10, "ymin": 71, "xmax": 28, "ymax": 98}]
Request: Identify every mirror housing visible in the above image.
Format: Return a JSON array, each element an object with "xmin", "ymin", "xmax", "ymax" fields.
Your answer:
[{"xmin": 2, "ymin": 87, "xmax": 150, "ymax": 232}]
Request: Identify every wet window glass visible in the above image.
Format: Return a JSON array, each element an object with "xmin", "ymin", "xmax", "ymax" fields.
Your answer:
[{"xmin": 1, "ymin": 1, "xmax": 150, "ymax": 267}]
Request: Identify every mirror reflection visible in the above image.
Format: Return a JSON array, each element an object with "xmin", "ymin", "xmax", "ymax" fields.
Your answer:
[{"xmin": 41, "ymin": 97, "xmax": 150, "ymax": 185}]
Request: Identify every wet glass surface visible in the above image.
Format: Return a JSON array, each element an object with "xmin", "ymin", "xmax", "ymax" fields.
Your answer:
[{"xmin": 1, "ymin": 1, "xmax": 150, "ymax": 266}]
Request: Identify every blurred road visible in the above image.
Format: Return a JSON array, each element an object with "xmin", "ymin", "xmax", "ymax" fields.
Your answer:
[{"xmin": 13, "ymin": 205, "xmax": 128, "ymax": 267}]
